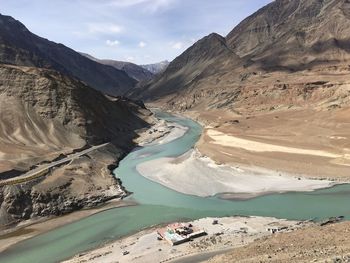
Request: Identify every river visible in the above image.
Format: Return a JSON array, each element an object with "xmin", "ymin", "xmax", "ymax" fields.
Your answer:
[{"xmin": 1, "ymin": 111, "xmax": 349, "ymax": 263}]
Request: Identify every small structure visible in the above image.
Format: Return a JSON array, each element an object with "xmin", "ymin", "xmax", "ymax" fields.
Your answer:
[
  {"xmin": 157, "ymin": 223, "xmax": 207, "ymax": 246},
  {"xmin": 239, "ymin": 227, "xmax": 249, "ymax": 233},
  {"xmin": 266, "ymin": 225, "xmax": 288, "ymax": 234}
]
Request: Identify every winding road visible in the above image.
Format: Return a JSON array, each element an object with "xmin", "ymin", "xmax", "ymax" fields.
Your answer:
[{"xmin": 0, "ymin": 143, "xmax": 110, "ymax": 186}]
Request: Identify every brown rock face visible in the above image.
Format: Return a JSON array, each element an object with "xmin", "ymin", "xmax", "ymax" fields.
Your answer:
[
  {"xmin": 0, "ymin": 15, "xmax": 152, "ymax": 227},
  {"xmin": 0, "ymin": 64, "xmax": 151, "ymax": 172},
  {"xmin": 226, "ymin": 0, "xmax": 350, "ymax": 69},
  {"xmin": 0, "ymin": 64, "xmax": 152, "ymax": 226},
  {"xmin": 130, "ymin": 33, "xmax": 242, "ymax": 101},
  {"xmin": 132, "ymin": 0, "xmax": 350, "ymax": 113},
  {"xmin": 0, "ymin": 144, "xmax": 128, "ymax": 227},
  {"xmin": 0, "ymin": 14, "xmax": 137, "ymax": 96}
]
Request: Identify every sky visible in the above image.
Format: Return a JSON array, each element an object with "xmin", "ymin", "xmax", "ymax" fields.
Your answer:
[{"xmin": 0, "ymin": 0, "xmax": 272, "ymax": 64}]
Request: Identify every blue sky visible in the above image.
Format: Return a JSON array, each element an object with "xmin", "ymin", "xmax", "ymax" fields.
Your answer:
[{"xmin": 1, "ymin": 0, "xmax": 272, "ymax": 64}]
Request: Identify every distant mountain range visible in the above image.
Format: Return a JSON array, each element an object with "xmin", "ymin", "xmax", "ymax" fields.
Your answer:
[
  {"xmin": 132, "ymin": 0, "xmax": 350, "ymax": 113},
  {"xmin": 80, "ymin": 53, "xmax": 155, "ymax": 82},
  {"xmin": 141, "ymin": 60, "xmax": 170, "ymax": 75},
  {"xmin": 80, "ymin": 52, "xmax": 170, "ymax": 82},
  {"xmin": 0, "ymin": 14, "xmax": 136, "ymax": 96}
]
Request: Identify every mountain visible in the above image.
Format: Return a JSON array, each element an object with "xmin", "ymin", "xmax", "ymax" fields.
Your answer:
[
  {"xmin": 80, "ymin": 53, "xmax": 154, "ymax": 82},
  {"xmin": 0, "ymin": 14, "xmax": 137, "ymax": 96},
  {"xmin": 131, "ymin": 34, "xmax": 242, "ymax": 101},
  {"xmin": 132, "ymin": 0, "xmax": 350, "ymax": 112},
  {"xmin": 0, "ymin": 63, "xmax": 151, "ymax": 173},
  {"xmin": 0, "ymin": 64, "xmax": 152, "ymax": 225},
  {"xmin": 141, "ymin": 60, "xmax": 170, "ymax": 75},
  {"xmin": 226, "ymin": 0, "xmax": 350, "ymax": 70}
]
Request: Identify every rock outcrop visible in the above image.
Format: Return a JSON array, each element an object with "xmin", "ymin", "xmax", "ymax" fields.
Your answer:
[{"xmin": 0, "ymin": 144, "xmax": 127, "ymax": 227}]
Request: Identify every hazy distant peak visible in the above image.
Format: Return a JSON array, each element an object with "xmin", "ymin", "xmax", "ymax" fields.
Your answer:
[
  {"xmin": 141, "ymin": 60, "xmax": 170, "ymax": 75},
  {"xmin": 80, "ymin": 52, "xmax": 154, "ymax": 82}
]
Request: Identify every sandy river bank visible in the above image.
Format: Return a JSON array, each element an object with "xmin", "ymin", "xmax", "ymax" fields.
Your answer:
[
  {"xmin": 69, "ymin": 110, "xmax": 345, "ymax": 263},
  {"xmin": 137, "ymin": 148, "xmax": 336, "ymax": 199},
  {"xmin": 64, "ymin": 216, "xmax": 306, "ymax": 263}
]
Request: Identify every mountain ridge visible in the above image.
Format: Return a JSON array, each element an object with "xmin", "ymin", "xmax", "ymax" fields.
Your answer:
[
  {"xmin": 0, "ymin": 14, "xmax": 137, "ymax": 96},
  {"xmin": 80, "ymin": 53, "xmax": 154, "ymax": 82},
  {"xmin": 131, "ymin": 0, "xmax": 350, "ymax": 113},
  {"xmin": 0, "ymin": 63, "xmax": 152, "ymax": 226}
]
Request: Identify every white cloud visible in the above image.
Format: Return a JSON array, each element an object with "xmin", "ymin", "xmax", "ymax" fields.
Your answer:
[
  {"xmin": 171, "ymin": 41, "xmax": 183, "ymax": 50},
  {"xmin": 106, "ymin": 40, "xmax": 120, "ymax": 46},
  {"xmin": 108, "ymin": 0, "xmax": 175, "ymax": 13},
  {"xmin": 139, "ymin": 41, "xmax": 147, "ymax": 48},
  {"xmin": 125, "ymin": 56, "xmax": 135, "ymax": 62},
  {"xmin": 88, "ymin": 23, "xmax": 123, "ymax": 34}
]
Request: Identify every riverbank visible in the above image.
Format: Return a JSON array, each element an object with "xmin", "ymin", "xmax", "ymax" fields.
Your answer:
[
  {"xmin": 135, "ymin": 107, "xmax": 346, "ymax": 199},
  {"xmin": 64, "ymin": 216, "xmax": 306, "ymax": 263},
  {"xmin": 0, "ymin": 200, "xmax": 136, "ymax": 253},
  {"xmin": 135, "ymin": 118, "xmax": 188, "ymax": 146},
  {"xmin": 137, "ymin": 147, "xmax": 336, "ymax": 200},
  {"xmin": 185, "ymin": 108, "xmax": 350, "ymax": 181},
  {"xmin": 2, "ymin": 110, "xmax": 350, "ymax": 263}
]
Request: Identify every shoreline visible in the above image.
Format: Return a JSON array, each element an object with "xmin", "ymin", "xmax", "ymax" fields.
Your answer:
[
  {"xmin": 63, "ymin": 216, "xmax": 308, "ymax": 263},
  {"xmin": 0, "ymin": 111, "xmax": 169, "ymax": 252},
  {"xmin": 2, "ymin": 109, "xmax": 348, "ymax": 261},
  {"xmin": 57, "ymin": 111, "xmax": 348, "ymax": 263},
  {"xmin": 0, "ymin": 199, "xmax": 137, "ymax": 253},
  {"xmin": 135, "ymin": 114, "xmax": 189, "ymax": 147},
  {"xmin": 136, "ymin": 148, "xmax": 336, "ymax": 199}
]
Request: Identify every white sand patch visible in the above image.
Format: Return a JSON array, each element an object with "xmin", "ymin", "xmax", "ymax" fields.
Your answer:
[
  {"xmin": 207, "ymin": 129, "xmax": 343, "ymax": 158},
  {"xmin": 136, "ymin": 149, "xmax": 334, "ymax": 198},
  {"xmin": 137, "ymin": 120, "xmax": 188, "ymax": 147},
  {"xmin": 152, "ymin": 122, "xmax": 188, "ymax": 145}
]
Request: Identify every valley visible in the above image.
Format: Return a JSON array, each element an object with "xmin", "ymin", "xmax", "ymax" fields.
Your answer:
[
  {"xmin": 1, "ymin": 111, "xmax": 349, "ymax": 263},
  {"xmin": 1, "ymin": 0, "xmax": 350, "ymax": 262}
]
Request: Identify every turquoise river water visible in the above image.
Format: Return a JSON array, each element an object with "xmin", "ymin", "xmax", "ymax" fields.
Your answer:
[{"xmin": 1, "ymin": 111, "xmax": 349, "ymax": 263}]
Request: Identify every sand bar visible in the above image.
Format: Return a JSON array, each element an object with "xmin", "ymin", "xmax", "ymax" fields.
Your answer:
[{"xmin": 137, "ymin": 149, "xmax": 335, "ymax": 198}]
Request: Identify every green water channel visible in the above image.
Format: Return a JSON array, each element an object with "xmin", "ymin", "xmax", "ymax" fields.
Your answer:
[{"xmin": 1, "ymin": 111, "xmax": 349, "ymax": 263}]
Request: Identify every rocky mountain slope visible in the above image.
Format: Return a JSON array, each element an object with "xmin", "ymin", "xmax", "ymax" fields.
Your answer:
[
  {"xmin": 208, "ymin": 221, "xmax": 350, "ymax": 263},
  {"xmin": 226, "ymin": 0, "xmax": 350, "ymax": 70},
  {"xmin": 0, "ymin": 14, "xmax": 137, "ymax": 96},
  {"xmin": 130, "ymin": 33, "xmax": 243, "ymax": 100},
  {"xmin": 132, "ymin": 0, "xmax": 350, "ymax": 113},
  {"xmin": 0, "ymin": 64, "xmax": 152, "ymax": 226},
  {"xmin": 81, "ymin": 53, "xmax": 154, "ymax": 82}
]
